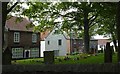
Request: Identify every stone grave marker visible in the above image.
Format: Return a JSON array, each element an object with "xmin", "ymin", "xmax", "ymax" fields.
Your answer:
[{"xmin": 44, "ymin": 51, "xmax": 54, "ymax": 64}]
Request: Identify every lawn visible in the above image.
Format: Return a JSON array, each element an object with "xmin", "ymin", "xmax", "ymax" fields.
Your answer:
[{"xmin": 11, "ymin": 53, "xmax": 118, "ymax": 65}]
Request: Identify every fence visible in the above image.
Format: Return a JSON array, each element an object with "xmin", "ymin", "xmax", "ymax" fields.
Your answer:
[{"xmin": 2, "ymin": 64, "xmax": 120, "ymax": 74}]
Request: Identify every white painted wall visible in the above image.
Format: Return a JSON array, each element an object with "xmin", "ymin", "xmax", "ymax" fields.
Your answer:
[
  {"xmin": 110, "ymin": 42, "xmax": 118, "ymax": 52},
  {"xmin": 40, "ymin": 41, "xmax": 45, "ymax": 57},
  {"xmin": 45, "ymin": 30, "xmax": 67, "ymax": 56}
]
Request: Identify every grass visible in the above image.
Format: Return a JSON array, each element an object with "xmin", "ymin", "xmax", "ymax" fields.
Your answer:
[
  {"xmin": 11, "ymin": 58, "xmax": 44, "ymax": 65},
  {"xmin": 11, "ymin": 53, "xmax": 118, "ymax": 65}
]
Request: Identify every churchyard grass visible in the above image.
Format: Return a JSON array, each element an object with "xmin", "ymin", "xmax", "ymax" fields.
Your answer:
[{"xmin": 11, "ymin": 53, "xmax": 117, "ymax": 65}]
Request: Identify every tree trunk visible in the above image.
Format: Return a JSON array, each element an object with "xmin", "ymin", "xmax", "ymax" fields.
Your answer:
[
  {"xmin": 2, "ymin": 2, "xmax": 11, "ymax": 65},
  {"xmin": 116, "ymin": 1, "xmax": 120, "ymax": 63},
  {"xmin": 113, "ymin": 39, "xmax": 118, "ymax": 52},
  {"xmin": 110, "ymin": 28, "xmax": 117, "ymax": 52},
  {"xmin": 104, "ymin": 42, "xmax": 112, "ymax": 63},
  {"xmin": 83, "ymin": 9, "xmax": 89, "ymax": 53}
]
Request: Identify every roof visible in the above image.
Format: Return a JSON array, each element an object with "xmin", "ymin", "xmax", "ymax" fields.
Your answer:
[
  {"xmin": 40, "ymin": 27, "xmax": 70, "ymax": 40},
  {"xmin": 97, "ymin": 39, "xmax": 111, "ymax": 45},
  {"xmin": 5, "ymin": 16, "xmax": 34, "ymax": 32}
]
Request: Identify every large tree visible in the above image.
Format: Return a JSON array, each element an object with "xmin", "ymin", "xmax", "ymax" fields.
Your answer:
[
  {"xmin": 2, "ymin": 2, "xmax": 19, "ymax": 65},
  {"xmin": 116, "ymin": 1, "xmax": 120, "ymax": 63},
  {"xmin": 22, "ymin": 2, "xmax": 115, "ymax": 54},
  {"xmin": 95, "ymin": 3, "xmax": 117, "ymax": 51},
  {"xmin": 53, "ymin": 2, "xmax": 105, "ymax": 53},
  {"xmin": 2, "ymin": 2, "xmax": 120, "ymax": 64}
]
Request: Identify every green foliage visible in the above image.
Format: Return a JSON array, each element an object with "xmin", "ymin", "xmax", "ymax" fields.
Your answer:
[{"xmin": 95, "ymin": 3, "xmax": 117, "ymax": 40}]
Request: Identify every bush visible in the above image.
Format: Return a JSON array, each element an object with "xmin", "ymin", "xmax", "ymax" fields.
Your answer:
[{"xmin": 71, "ymin": 52, "xmax": 79, "ymax": 55}]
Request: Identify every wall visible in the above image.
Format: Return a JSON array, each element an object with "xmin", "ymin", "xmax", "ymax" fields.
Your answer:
[
  {"xmin": 40, "ymin": 41, "xmax": 45, "ymax": 57},
  {"xmin": 71, "ymin": 39, "xmax": 84, "ymax": 53},
  {"xmin": 45, "ymin": 30, "xmax": 67, "ymax": 56},
  {"xmin": 2, "ymin": 64, "xmax": 120, "ymax": 73},
  {"xmin": 97, "ymin": 39, "xmax": 110, "ymax": 51},
  {"xmin": 8, "ymin": 31, "xmax": 40, "ymax": 48},
  {"xmin": 7, "ymin": 30, "xmax": 40, "ymax": 58},
  {"xmin": 67, "ymin": 39, "xmax": 70, "ymax": 54}
]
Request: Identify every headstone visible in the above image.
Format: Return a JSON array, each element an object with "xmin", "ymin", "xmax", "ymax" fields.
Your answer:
[
  {"xmin": 104, "ymin": 42, "xmax": 112, "ymax": 63},
  {"xmin": 2, "ymin": 47, "xmax": 12, "ymax": 65},
  {"xmin": 110, "ymin": 46, "xmax": 114, "ymax": 55},
  {"xmin": 44, "ymin": 51, "xmax": 54, "ymax": 64}
]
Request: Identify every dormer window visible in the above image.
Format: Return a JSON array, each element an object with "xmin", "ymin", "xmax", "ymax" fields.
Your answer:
[
  {"xmin": 54, "ymin": 30, "xmax": 59, "ymax": 34},
  {"xmin": 14, "ymin": 32, "xmax": 20, "ymax": 43},
  {"xmin": 32, "ymin": 33, "xmax": 37, "ymax": 43}
]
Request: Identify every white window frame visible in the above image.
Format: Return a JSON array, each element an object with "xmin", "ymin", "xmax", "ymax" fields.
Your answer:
[
  {"xmin": 30, "ymin": 48, "xmax": 39, "ymax": 57},
  {"xmin": 14, "ymin": 32, "xmax": 20, "ymax": 43},
  {"xmin": 12, "ymin": 48, "xmax": 23, "ymax": 58},
  {"xmin": 32, "ymin": 33, "xmax": 37, "ymax": 43}
]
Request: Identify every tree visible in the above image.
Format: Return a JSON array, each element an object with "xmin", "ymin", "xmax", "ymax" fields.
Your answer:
[
  {"xmin": 22, "ymin": 2, "xmax": 114, "ymax": 53},
  {"xmin": 54, "ymin": 2, "xmax": 104, "ymax": 53},
  {"xmin": 2, "ymin": 2, "xmax": 19, "ymax": 65},
  {"xmin": 116, "ymin": 1, "xmax": 120, "ymax": 63},
  {"xmin": 95, "ymin": 3, "xmax": 117, "ymax": 52}
]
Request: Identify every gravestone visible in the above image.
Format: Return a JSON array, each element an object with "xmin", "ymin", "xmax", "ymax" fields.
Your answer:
[
  {"xmin": 104, "ymin": 42, "xmax": 112, "ymax": 63},
  {"xmin": 44, "ymin": 51, "xmax": 54, "ymax": 64},
  {"xmin": 110, "ymin": 45, "xmax": 114, "ymax": 55},
  {"xmin": 2, "ymin": 47, "xmax": 12, "ymax": 65}
]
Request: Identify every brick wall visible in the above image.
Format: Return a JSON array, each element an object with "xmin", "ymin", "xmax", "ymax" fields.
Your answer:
[{"xmin": 7, "ymin": 31, "xmax": 40, "ymax": 48}]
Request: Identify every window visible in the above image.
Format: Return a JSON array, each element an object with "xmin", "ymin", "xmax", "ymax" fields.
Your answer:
[
  {"xmin": 12, "ymin": 48, "xmax": 23, "ymax": 58},
  {"xmin": 30, "ymin": 48, "xmax": 39, "ymax": 57},
  {"xmin": 32, "ymin": 34, "xmax": 37, "ymax": 43},
  {"xmin": 48, "ymin": 41, "xmax": 50, "ymax": 45},
  {"xmin": 58, "ymin": 39, "xmax": 62, "ymax": 46},
  {"xmin": 14, "ymin": 32, "xmax": 20, "ymax": 43},
  {"xmin": 54, "ymin": 50, "xmax": 59, "ymax": 56}
]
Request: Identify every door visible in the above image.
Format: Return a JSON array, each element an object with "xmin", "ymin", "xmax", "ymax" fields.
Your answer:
[
  {"xmin": 26, "ymin": 51, "xmax": 29, "ymax": 58},
  {"xmin": 24, "ymin": 50, "xmax": 30, "ymax": 58}
]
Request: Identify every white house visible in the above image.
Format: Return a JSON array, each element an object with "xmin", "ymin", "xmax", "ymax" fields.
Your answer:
[{"xmin": 40, "ymin": 27, "xmax": 68, "ymax": 57}]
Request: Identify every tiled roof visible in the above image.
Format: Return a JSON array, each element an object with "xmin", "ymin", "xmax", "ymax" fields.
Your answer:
[{"xmin": 5, "ymin": 16, "xmax": 34, "ymax": 32}]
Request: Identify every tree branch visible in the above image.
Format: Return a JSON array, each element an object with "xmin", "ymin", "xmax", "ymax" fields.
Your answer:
[
  {"xmin": 88, "ymin": 15, "xmax": 95, "ymax": 21},
  {"xmin": 7, "ymin": 2, "xmax": 18, "ymax": 14},
  {"xmin": 89, "ymin": 19, "xmax": 103, "ymax": 28},
  {"xmin": 89, "ymin": 14, "xmax": 98, "ymax": 26}
]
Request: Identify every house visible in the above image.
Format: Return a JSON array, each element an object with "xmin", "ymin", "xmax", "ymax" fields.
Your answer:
[
  {"xmin": 4, "ymin": 16, "xmax": 40, "ymax": 59},
  {"xmin": 97, "ymin": 39, "xmax": 110, "ymax": 51},
  {"xmin": 69, "ymin": 38, "xmax": 98, "ymax": 54},
  {"xmin": 40, "ymin": 27, "xmax": 69, "ymax": 57},
  {"xmin": 90, "ymin": 39, "xmax": 98, "ymax": 53},
  {"xmin": 40, "ymin": 30, "xmax": 50, "ymax": 57},
  {"xmin": 110, "ymin": 40, "xmax": 118, "ymax": 52},
  {"xmin": 68, "ymin": 38, "xmax": 84, "ymax": 54}
]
